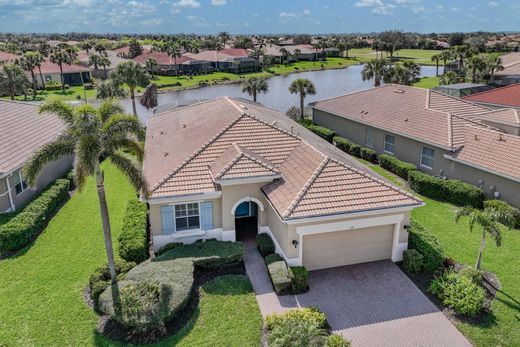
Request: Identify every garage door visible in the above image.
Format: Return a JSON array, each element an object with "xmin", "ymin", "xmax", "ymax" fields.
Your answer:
[{"xmin": 302, "ymin": 225, "xmax": 394, "ymax": 271}]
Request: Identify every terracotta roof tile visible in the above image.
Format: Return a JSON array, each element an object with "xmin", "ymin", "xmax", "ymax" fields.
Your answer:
[
  {"xmin": 33, "ymin": 59, "xmax": 90, "ymax": 74},
  {"xmin": 464, "ymin": 83, "xmax": 520, "ymax": 109}
]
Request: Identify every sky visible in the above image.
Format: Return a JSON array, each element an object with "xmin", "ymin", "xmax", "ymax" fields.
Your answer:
[{"xmin": 0, "ymin": 0, "xmax": 518, "ymax": 34}]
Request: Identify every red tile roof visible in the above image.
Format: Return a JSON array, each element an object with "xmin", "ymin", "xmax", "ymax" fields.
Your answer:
[
  {"xmin": 33, "ymin": 59, "xmax": 90, "ymax": 74},
  {"xmin": 463, "ymin": 84, "xmax": 520, "ymax": 108},
  {"xmin": 220, "ymin": 48, "xmax": 249, "ymax": 57},
  {"xmin": 133, "ymin": 51, "xmax": 193, "ymax": 65},
  {"xmin": 0, "ymin": 51, "xmax": 18, "ymax": 63}
]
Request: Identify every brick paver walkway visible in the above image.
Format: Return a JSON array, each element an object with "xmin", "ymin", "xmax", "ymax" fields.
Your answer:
[{"xmin": 243, "ymin": 241, "xmax": 471, "ymax": 347}]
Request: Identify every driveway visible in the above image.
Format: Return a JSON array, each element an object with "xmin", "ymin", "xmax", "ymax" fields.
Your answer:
[{"xmin": 244, "ymin": 241, "xmax": 471, "ymax": 347}]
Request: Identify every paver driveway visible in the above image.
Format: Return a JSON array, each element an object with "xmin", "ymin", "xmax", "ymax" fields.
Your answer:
[{"xmin": 244, "ymin": 241, "xmax": 472, "ymax": 347}]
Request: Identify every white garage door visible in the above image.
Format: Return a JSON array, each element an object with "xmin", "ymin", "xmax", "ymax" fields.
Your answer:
[{"xmin": 302, "ymin": 225, "xmax": 394, "ymax": 271}]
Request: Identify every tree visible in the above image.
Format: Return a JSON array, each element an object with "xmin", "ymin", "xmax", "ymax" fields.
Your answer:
[
  {"xmin": 128, "ymin": 39, "xmax": 143, "ymax": 59},
  {"xmin": 95, "ymin": 79, "xmax": 127, "ymax": 99},
  {"xmin": 16, "ymin": 52, "xmax": 43, "ymax": 98},
  {"xmin": 99, "ymin": 56, "xmax": 111, "ymax": 79},
  {"xmin": 361, "ymin": 58, "xmax": 387, "ymax": 87},
  {"xmin": 0, "ymin": 63, "xmax": 30, "ymax": 100},
  {"xmin": 80, "ymin": 40, "xmax": 94, "ymax": 54},
  {"xmin": 279, "ymin": 48, "xmax": 289, "ymax": 64},
  {"xmin": 431, "ymin": 54, "xmax": 441, "ymax": 76},
  {"xmin": 452, "ymin": 45, "xmax": 473, "ymax": 75},
  {"xmin": 465, "ymin": 55, "xmax": 487, "ymax": 83},
  {"xmin": 88, "ymin": 54, "xmax": 102, "ymax": 76},
  {"xmin": 384, "ymin": 61, "xmax": 421, "ymax": 86},
  {"xmin": 289, "ymin": 78, "xmax": 316, "ymax": 120},
  {"xmin": 140, "ymin": 83, "xmax": 158, "ymax": 109},
  {"xmin": 293, "ymin": 48, "xmax": 302, "ymax": 61},
  {"xmin": 112, "ymin": 61, "xmax": 150, "ymax": 117},
  {"xmin": 23, "ymin": 99, "xmax": 147, "ymax": 284},
  {"xmin": 455, "ymin": 206, "xmax": 514, "ymax": 270},
  {"xmin": 163, "ymin": 42, "xmax": 182, "ymax": 76},
  {"xmin": 49, "ymin": 50, "xmax": 72, "ymax": 92},
  {"xmin": 439, "ymin": 50, "xmax": 453, "ymax": 74},
  {"xmin": 448, "ymin": 32, "xmax": 466, "ymax": 47},
  {"xmin": 146, "ymin": 58, "xmax": 158, "ymax": 79},
  {"xmin": 486, "ymin": 55, "xmax": 504, "ymax": 80},
  {"xmin": 241, "ymin": 77, "xmax": 269, "ymax": 102},
  {"xmin": 439, "ymin": 71, "xmax": 459, "ymax": 85}
]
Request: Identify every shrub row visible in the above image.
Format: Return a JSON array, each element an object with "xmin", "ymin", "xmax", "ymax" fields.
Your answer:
[
  {"xmin": 265, "ymin": 254, "xmax": 293, "ymax": 295},
  {"xmin": 378, "ymin": 154, "xmax": 417, "ymax": 180},
  {"xmin": 0, "ymin": 179, "xmax": 69, "ymax": 254},
  {"xmin": 333, "ymin": 136, "xmax": 361, "ymax": 157},
  {"xmin": 360, "ymin": 147, "xmax": 377, "ymax": 163},
  {"xmin": 300, "ymin": 121, "xmax": 336, "ymax": 143},
  {"xmin": 402, "ymin": 249, "xmax": 423, "ymax": 273},
  {"xmin": 256, "ymin": 233, "xmax": 275, "ymax": 257},
  {"xmin": 407, "ymin": 221, "xmax": 445, "ymax": 273},
  {"xmin": 118, "ymin": 200, "xmax": 149, "ymax": 264},
  {"xmin": 484, "ymin": 199, "xmax": 520, "ymax": 229},
  {"xmin": 157, "ymin": 81, "xmax": 182, "ymax": 88},
  {"xmin": 408, "ymin": 170, "xmax": 485, "ymax": 208}
]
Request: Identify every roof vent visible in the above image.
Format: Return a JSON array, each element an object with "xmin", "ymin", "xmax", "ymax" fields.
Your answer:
[
  {"xmin": 498, "ymin": 133, "xmax": 506, "ymax": 141},
  {"xmin": 163, "ymin": 150, "xmax": 169, "ymax": 157},
  {"xmin": 404, "ymin": 118, "xmax": 408, "ymax": 122},
  {"xmin": 272, "ymin": 121, "xmax": 277, "ymax": 126},
  {"xmin": 290, "ymin": 125, "xmax": 294, "ymax": 134},
  {"xmin": 182, "ymin": 123, "xmax": 187, "ymax": 129},
  {"xmin": 393, "ymin": 89, "xmax": 405, "ymax": 94},
  {"xmin": 240, "ymin": 104, "xmax": 248, "ymax": 110},
  {"xmin": 474, "ymin": 134, "xmax": 479, "ymax": 141},
  {"xmin": 159, "ymin": 131, "xmax": 164, "ymax": 135}
]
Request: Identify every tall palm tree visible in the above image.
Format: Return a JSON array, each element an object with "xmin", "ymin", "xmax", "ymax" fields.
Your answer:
[
  {"xmin": 88, "ymin": 54, "xmax": 102, "ymax": 77},
  {"xmin": 455, "ymin": 206, "xmax": 514, "ymax": 270},
  {"xmin": 80, "ymin": 40, "xmax": 94, "ymax": 54},
  {"xmin": 241, "ymin": 77, "xmax": 269, "ymax": 102},
  {"xmin": 165, "ymin": 42, "xmax": 182, "ymax": 76},
  {"xmin": 289, "ymin": 78, "xmax": 316, "ymax": 120},
  {"xmin": 439, "ymin": 50, "xmax": 452, "ymax": 74},
  {"xmin": 111, "ymin": 61, "xmax": 150, "ymax": 117},
  {"xmin": 145, "ymin": 58, "xmax": 158, "ymax": 79},
  {"xmin": 439, "ymin": 71, "xmax": 459, "ymax": 85},
  {"xmin": 23, "ymin": 99, "xmax": 147, "ymax": 284},
  {"xmin": 486, "ymin": 55, "xmax": 504, "ymax": 80},
  {"xmin": 16, "ymin": 52, "xmax": 42, "ymax": 97},
  {"xmin": 99, "ymin": 56, "xmax": 111, "ymax": 79},
  {"xmin": 0, "ymin": 63, "xmax": 30, "ymax": 100},
  {"xmin": 293, "ymin": 48, "xmax": 302, "ymax": 61},
  {"xmin": 431, "ymin": 53, "xmax": 441, "ymax": 76},
  {"xmin": 452, "ymin": 45, "xmax": 473, "ymax": 75},
  {"xmin": 279, "ymin": 48, "xmax": 289, "ymax": 64},
  {"xmin": 361, "ymin": 58, "xmax": 387, "ymax": 87},
  {"xmin": 465, "ymin": 55, "xmax": 487, "ymax": 83},
  {"xmin": 32, "ymin": 52, "xmax": 46, "ymax": 91},
  {"xmin": 50, "ymin": 50, "xmax": 72, "ymax": 92}
]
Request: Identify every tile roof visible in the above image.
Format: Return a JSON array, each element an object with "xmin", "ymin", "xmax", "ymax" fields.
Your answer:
[
  {"xmin": 463, "ymin": 83, "xmax": 520, "ymax": 109},
  {"xmin": 312, "ymin": 85, "xmax": 496, "ymax": 149},
  {"xmin": 0, "ymin": 51, "xmax": 18, "ymax": 63},
  {"xmin": 474, "ymin": 109, "xmax": 520, "ymax": 125},
  {"xmin": 133, "ymin": 52, "xmax": 193, "ymax": 65},
  {"xmin": 144, "ymin": 97, "xmax": 422, "ymax": 220},
  {"xmin": 33, "ymin": 59, "xmax": 90, "ymax": 74},
  {"xmin": 184, "ymin": 49, "xmax": 248, "ymax": 62},
  {"xmin": 495, "ymin": 53, "xmax": 520, "ymax": 76},
  {"xmin": 0, "ymin": 100, "xmax": 66, "ymax": 174}
]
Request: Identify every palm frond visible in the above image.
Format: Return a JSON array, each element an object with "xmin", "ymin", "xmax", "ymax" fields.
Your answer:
[
  {"xmin": 98, "ymin": 99, "xmax": 125, "ymax": 123},
  {"xmin": 109, "ymin": 152, "xmax": 148, "ymax": 195},
  {"xmin": 76, "ymin": 135, "xmax": 101, "ymax": 175},
  {"xmin": 23, "ymin": 140, "xmax": 75, "ymax": 187},
  {"xmin": 73, "ymin": 158, "xmax": 89, "ymax": 192},
  {"xmin": 455, "ymin": 206, "xmax": 474, "ymax": 223},
  {"xmin": 39, "ymin": 98, "xmax": 75, "ymax": 125},
  {"xmin": 105, "ymin": 138, "xmax": 144, "ymax": 162},
  {"xmin": 102, "ymin": 115, "xmax": 146, "ymax": 141}
]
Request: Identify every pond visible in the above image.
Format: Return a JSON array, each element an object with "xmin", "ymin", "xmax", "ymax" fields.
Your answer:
[{"xmin": 122, "ymin": 65, "xmax": 437, "ymax": 122}]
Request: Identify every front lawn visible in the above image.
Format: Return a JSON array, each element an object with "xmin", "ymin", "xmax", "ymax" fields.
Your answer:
[
  {"xmin": 414, "ymin": 76, "xmax": 440, "ymax": 89},
  {"xmin": 3, "ymin": 85, "xmax": 97, "ymax": 102},
  {"xmin": 350, "ymin": 48, "xmax": 443, "ymax": 65}
]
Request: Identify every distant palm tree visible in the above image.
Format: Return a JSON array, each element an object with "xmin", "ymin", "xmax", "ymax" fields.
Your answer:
[
  {"xmin": 16, "ymin": 52, "xmax": 43, "ymax": 97},
  {"xmin": 439, "ymin": 71, "xmax": 459, "ymax": 85},
  {"xmin": 465, "ymin": 55, "xmax": 487, "ymax": 83},
  {"xmin": 289, "ymin": 78, "xmax": 316, "ymax": 119},
  {"xmin": 455, "ymin": 206, "xmax": 514, "ymax": 270},
  {"xmin": 293, "ymin": 48, "xmax": 302, "ymax": 61},
  {"xmin": 439, "ymin": 50, "xmax": 452, "ymax": 74},
  {"xmin": 95, "ymin": 79, "xmax": 127, "ymax": 99},
  {"xmin": 50, "ymin": 50, "xmax": 72, "ymax": 92},
  {"xmin": 279, "ymin": 48, "xmax": 289, "ymax": 64},
  {"xmin": 0, "ymin": 63, "xmax": 30, "ymax": 100},
  {"xmin": 486, "ymin": 55, "xmax": 504, "ymax": 80},
  {"xmin": 24, "ymin": 99, "xmax": 147, "ymax": 284},
  {"xmin": 361, "ymin": 58, "xmax": 387, "ymax": 87},
  {"xmin": 99, "ymin": 56, "xmax": 111, "ymax": 79},
  {"xmin": 165, "ymin": 43, "xmax": 182, "ymax": 76},
  {"xmin": 88, "ymin": 54, "xmax": 102, "ymax": 77},
  {"xmin": 111, "ymin": 61, "xmax": 150, "ymax": 117},
  {"xmin": 431, "ymin": 54, "xmax": 441, "ymax": 76},
  {"xmin": 146, "ymin": 58, "xmax": 158, "ymax": 79},
  {"xmin": 241, "ymin": 77, "xmax": 269, "ymax": 102},
  {"xmin": 80, "ymin": 40, "xmax": 94, "ymax": 54}
]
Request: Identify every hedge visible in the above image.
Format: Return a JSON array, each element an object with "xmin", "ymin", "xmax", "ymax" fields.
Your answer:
[
  {"xmin": 484, "ymin": 199, "xmax": 520, "ymax": 229},
  {"xmin": 118, "ymin": 200, "xmax": 149, "ymax": 264},
  {"xmin": 290, "ymin": 266, "xmax": 309, "ymax": 294},
  {"xmin": 89, "ymin": 260, "xmax": 136, "ymax": 304},
  {"xmin": 333, "ymin": 136, "xmax": 362, "ymax": 158},
  {"xmin": 360, "ymin": 147, "xmax": 378, "ymax": 163},
  {"xmin": 408, "ymin": 221, "xmax": 445, "ymax": 273},
  {"xmin": 256, "ymin": 233, "xmax": 275, "ymax": 257},
  {"xmin": 265, "ymin": 254, "xmax": 293, "ymax": 295},
  {"xmin": 408, "ymin": 170, "xmax": 485, "ymax": 208},
  {"xmin": 300, "ymin": 122, "xmax": 336, "ymax": 143},
  {"xmin": 402, "ymin": 249, "xmax": 423, "ymax": 273},
  {"xmin": 378, "ymin": 154, "xmax": 417, "ymax": 180},
  {"xmin": 0, "ymin": 178, "xmax": 69, "ymax": 254}
]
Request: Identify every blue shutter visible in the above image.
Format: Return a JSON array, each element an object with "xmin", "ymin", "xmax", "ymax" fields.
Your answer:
[
  {"xmin": 200, "ymin": 201, "xmax": 214, "ymax": 231},
  {"xmin": 160, "ymin": 205, "xmax": 175, "ymax": 235}
]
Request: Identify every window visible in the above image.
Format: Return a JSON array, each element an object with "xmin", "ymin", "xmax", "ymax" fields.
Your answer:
[
  {"xmin": 12, "ymin": 170, "xmax": 28, "ymax": 195},
  {"xmin": 366, "ymin": 129, "xmax": 375, "ymax": 148},
  {"xmin": 174, "ymin": 203, "xmax": 200, "ymax": 231},
  {"xmin": 384, "ymin": 134, "xmax": 395, "ymax": 154},
  {"xmin": 420, "ymin": 147, "xmax": 435, "ymax": 169}
]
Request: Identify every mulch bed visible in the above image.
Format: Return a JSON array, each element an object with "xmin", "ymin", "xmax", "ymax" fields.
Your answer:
[
  {"xmin": 398, "ymin": 261, "xmax": 501, "ymax": 325},
  {"xmin": 85, "ymin": 263, "xmax": 246, "ymax": 345}
]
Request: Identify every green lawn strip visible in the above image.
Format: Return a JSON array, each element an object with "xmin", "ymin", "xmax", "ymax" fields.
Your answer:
[
  {"xmin": 2, "ymin": 86, "xmax": 97, "ymax": 102},
  {"xmin": 0, "ymin": 161, "xmax": 136, "ymax": 346},
  {"xmin": 367, "ymin": 164, "xmax": 405, "ymax": 187},
  {"xmin": 350, "ymin": 48, "xmax": 443, "ymax": 65},
  {"xmin": 414, "ymin": 76, "xmax": 440, "ymax": 89}
]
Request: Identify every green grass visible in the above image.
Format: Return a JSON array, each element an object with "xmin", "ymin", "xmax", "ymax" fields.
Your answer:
[
  {"xmin": 414, "ymin": 76, "xmax": 440, "ymax": 89},
  {"xmin": 350, "ymin": 48, "xmax": 443, "ymax": 65},
  {"xmin": 3, "ymin": 85, "xmax": 97, "ymax": 102}
]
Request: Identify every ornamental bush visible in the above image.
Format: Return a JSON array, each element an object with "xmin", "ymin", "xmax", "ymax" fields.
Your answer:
[
  {"xmin": 484, "ymin": 199, "xmax": 520, "ymax": 228},
  {"xmin": 265, "ymin": 307, "xmax": 327, "ymax": 331},
  {"xmin": 408, "ymin": 170, "xmax": 446, "ymax": 200},
  {"xmin": 118, "ymin": 200, "xmax": 149, "ymax": 264},
  {"xmin": 407, "ymin": 221, "xmax": 445, "ymax": 273},
  {"xmin": 325, "ymin": 335, "xmax": 352, "ymax": 347},
  {"xmin": 0, "ymin": 178, "xmax": 69, "ymax": 254},
  {"xmin": 256, "ymin": 233, "xmax": 275, "ymax": 257},
  {"xmin": 265, "ymin": 254, "xmax": 293, "ymax": 295},
  {"xmin": 300, "ymin": 122, "xmax": 336, "ymax": 143},
  {"xmin": 360, "ymin": 147, "xmax": 378, "ymax": 163},
  {"xmin": 403, "ymin": 249, "xmax": 424, "ymax": 273},
  {"xmin": 333, "ymin": 136, "xmax": 354, "ymax": 153},
  {"xmin": 378, "ymin": 154, "xmax": 417, "ymax": 180},
  {"xmin": 290, "ymin": 266, "xmax": 309, "ymax": 294},
  {"xmin": 156, "ymin": 242, "xmax": 183, "ymax": 256},
  {"xmin": 429, "ymin": 270, "xmax": 485, "ymax": 317},
  {"xmin": 88, "ymin": 260, "xmax": 136, "ymax": 304}
]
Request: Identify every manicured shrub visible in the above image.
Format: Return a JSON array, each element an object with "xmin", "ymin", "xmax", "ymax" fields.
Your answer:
[
  {"xmin": 378, "ymin": 154, "xmax": 417, "ymax": 180},
  {"xmin": 485, "ymin": 199, "xmax": 520, "ymax": 228},
  {"xmin": 458, "ymin": 265, "xmax": 483, "ymax": 285},
  {"xmin": 407, "ymin": 221, "xmax": 445, "ymax": 273},
  {"xmin": 290, "ymin": 266, "xmax": 309, "ymax": 294},
  {"xmin": 88, "ymin": 260, "xmax": 136, "ymax": 304},
  {"xmin": 348, "ymin": 143, "xmax": 362, "ymax": 158},
  {"xmin": 300, "ymin": 122, "xmax": 336, "ymax": 143},
  {"xmin": 402, "ymin": 249, "xmax": 424, "ymax": 273},
  {"xmin": 325, "ymin": 335, "xmax": 352, "ymax": 347},
  {"xmin": 333, "ymin": 136, "xmax": 354, "ymax": 153},
  {"xmin": 265, "ymin": 307, "xmax": 327, "ymax": 331},
  {"xmin": 44, "ymin": 80, "xmax": 66, "ymax": 91},
  {"xmin": 118, "ymin": 200, "xmax": 148, "ymax": 264},
  {"xmin": 265, "ymin": 254, "xmax": 293, "ymax": 295},
  {"xmin": 0, "ymin": 178, "xmax": 69, "ymax": 254},
  {"xmin": 429, "ymin": 270, "xmax": 485, "ymax": 317},
  {"xmin": 408, "ymin": 170, "xmax": 446, "ymax": 200},
  {"xmin": 360, "ymin": 147, "xmax": 378, "ymax": 163},
  {"xmin": 268, "ymin": 319, "xmax": 327, "ymax": 347},
  {"xmin": 256, "ymin": 233, "xmax": 275, "ymax": 257},
  {"xmin": 156, "ymin": 242, "xmax": 182, "ymax": 256}
]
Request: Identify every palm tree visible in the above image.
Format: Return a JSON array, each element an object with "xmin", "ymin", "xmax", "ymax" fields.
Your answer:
[
  {"xmin": 50, "ymin": 50, "xmax": 72, "ymax": 92},
  {"xmin": 439, "ymin": 71, "xmax": 459, "ymax": 85},
  {"xmin": 293, "ymin": 48, "xmax": 302, "ymax": 61},
  {"xmin": 80, "ymin": 40, "xmax": 94, "ymax": 54},
  {"xmin": 241, "ymin": 77, "xmax": 269, "ymax": 102},
  {"xmin": 111, "ymin": 61, "xmax": 150, "ymax": 117},
  {"xmin": 23, "ymin": 99, "xmax": 146, "ymax": 284},
  {"xmin": 361, "ymin": 58, "xmax": 387, "ymax": 87},
  {"xmin": 455, "ymin": 206, "xmax": 514, "ymax": 270},
  {"xmin": 289, "ymin": 78, "xmax": 316, "ymax": 120},
  {"xmin": 88, "ymin": 54, "xmax": 102, "ymax": 77},
  {"xmin": 486, "ymin": 55, "xmax": 504, "ymax": 80},
  {"xmin": 99, "ymin": 56, "xmax": 111, "ymax": 79},
  {"xmin": 279, "ymin": 48, "xmax": 289, "ymax": 64},
  {"xmin": 439, "ymin": 50, "xmax": 452, "ymax": 74},
  {"xmin": 0, "ymin": 63, "xmax": 30, "ymax": 100},
  {"xmin": 95, "ymin": 79, "xmax": 127, "ymax": 99},
  {"xmin": 145, "ymin": 58, "xmax": 158, "ymax": 79},
  {"xmin": 165, "ymin": 42, "xmax": 182, "ymax": 76},
  {"xmin": 452, "ymin": 45, "xmax": 473, "ymax": 75},
  {"xmin": 16, "ymin": 52, "xmax": 42, "ymax": 97},
  {"xmin": 431, "ymin": 54, "xmax": 441, "ymax": 76},
  {"xmin": 465, "ymin": 55, "xmax": 487, "ymax": 83}
]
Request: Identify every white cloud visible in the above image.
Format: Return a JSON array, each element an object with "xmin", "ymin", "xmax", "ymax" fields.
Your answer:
[
  {"xmin": 171, "ymin": 0, "xmax": 200, "ymax": 8},
  {"xmin": 354, "ymin": 0, "xmax": 395, "ymax": 15},
  {"xmin": 411, "ymin": 6, "xmax": 425, "ymax": 13},
  {"xmin": 488, "ymin": 1, "xmax": 499, "ymax": 7},
  {"xmin": 142, "ymin": 18, "xmax": 162, "ymax": 26},
  {"xmin": 211, "ymin": 0, "xmax": 226, "ymax": 5},
  {"xmin": 303, "ymin": 9, "xmax": 311, "ymax": 15},
  {"xmin": 279, "ymin": 11, "xmax": 298, "ymax": 19},
  {"xmin": 394, "ymin": 0, "xmax": 420, "ymax": 4},
  {"xmin": 185, "ymin": 15, "xmax": 209, "ymax": 26},
  {"xmin": 354, "ymin": 0, "xmax": 384, "ymax": 8}
]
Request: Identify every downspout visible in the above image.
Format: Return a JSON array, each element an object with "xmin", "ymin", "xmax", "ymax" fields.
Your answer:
[{"xmin": 5, "ymin": 174, "xmax": 15, "ymax": 212}]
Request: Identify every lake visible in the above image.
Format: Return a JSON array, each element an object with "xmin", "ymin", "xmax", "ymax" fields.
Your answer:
[{"xmin": 122, "ymin": 65, "xmax": 437, "ymax": 122}]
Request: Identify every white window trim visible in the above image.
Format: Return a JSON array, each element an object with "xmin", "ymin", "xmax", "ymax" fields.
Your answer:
[
  {"xmin": 13, "ymin": 171, "xmax": 28, "ymax": 196},
  {"xmin": 366, "ymin": 128, "xmax": 375, "ymax": 148},
  {"xmin": 174, "ymin": 202, "xmax": 201, "ymax": 233},
  {"xmin": 384, "ymin": 134, "xmax": 395, "ymax": 154},
  {"xmin": 420, "ymin": 146, "xmax": 434, "ymax": 170}
]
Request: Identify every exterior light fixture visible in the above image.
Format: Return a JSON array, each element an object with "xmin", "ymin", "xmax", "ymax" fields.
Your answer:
[{"xmin": 292, "ymin": 239, "xmax": 299, "ymax": 248}]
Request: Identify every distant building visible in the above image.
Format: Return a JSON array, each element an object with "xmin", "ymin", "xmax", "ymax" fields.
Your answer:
[
  {"xmin": 133, "ymin": 51, "xmax": 213, "ymax": 75},
  {"xmin": 0, "ymin": 51, "xmax": 18, "ymax": 64},
  {"xmin": 32, "ymin": 59, "xmax": 91, "ymax": 87},
  {"xmin": 432, "ymin": 83, "xmax": 494, "ymax": 98}
]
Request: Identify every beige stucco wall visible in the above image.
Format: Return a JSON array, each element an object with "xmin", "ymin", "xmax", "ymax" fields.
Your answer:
[
  {"xmin": 480, "ymin": 120, "xmax": 520, "ymax": 136},
  {"xmin": 0, "ymin": 178, "xmax": 10, "ymax": 212},
  {"xmin": 220, "ymin": 182, "xmax": 268, "ymax": 230}
]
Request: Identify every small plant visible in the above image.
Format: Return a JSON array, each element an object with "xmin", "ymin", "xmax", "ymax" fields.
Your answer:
[
  {"xmin": 290, "ymin": 266, "xmax": 309, "ymax": 294},
  {"xmin": 403, "ymin": 249, "xmax": 424, "ymax": 273},
  {"xmin": 360, "ymin": 147, "xmax": 378, "ymax": 163},
  {"xmin": 265, "ymin": 254, "xmax": 293, "ymax": 294},
  {"xmin": 407, "ymin": 221, "xmax": 445, "ymax": 273},
  {"xmin": 265, "ymin": 307, "xmax": 327, "ymax": 330},
  {"xmin": 256, "ymin": 233, "xmax": 275, "ymax": 257},
  {"xmin": 118, "ymin": 200, "xmax": 148, "ymax": 264},
  {"xmin": 325, "ymin": 334, "xmax": 352, "ymax": 347}
]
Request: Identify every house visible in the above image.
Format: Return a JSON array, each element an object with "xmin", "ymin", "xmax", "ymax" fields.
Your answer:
[
  {"xmin": 112, "ymin": 45, "xmax": 152, "ymax": 58},
  {"xmin": 284, "ymin": 45, "xmax": 321, "ymax": 61},
  {"xmin": 185, "ymin": 49, "xmax": 260, "ymax": 73},
  {"xmin": 262, "ymin": 44, "xmax": 285, "ymax": 64},
  {"xmin": 76, "ymin": 50, "xmax": 128, "ymax": 79},
  {"xmin": 0, "ymin": 51, "xmax": 18, "ymax": 64},
  {"xmin": 311, "ymin": 85, "xmax": 520, "ymax": 208},
  {"xmin": 32, "ymin": 59, "xmax": 91, "ymax": 87},
  {"xmin": 493, "ymin": 52, "xmax": 520, "ymax": 86},
  {"xmin": 143, "ymin": 97, "xmax": 423, "ymax": 271},
  {"xmin": 432, "ymin": 83, "xmax": 494, "ymax": 98},
  {"xmin": 134, "ymin": 51, "xmax": 212, "ymax": 75},
  {"xmin": 464, "ymin": 83, "xmax": 520, "ymax": 110},
  {"xmin": 0, "ymin": 100, "xmax": 72, "ymax": 212}
]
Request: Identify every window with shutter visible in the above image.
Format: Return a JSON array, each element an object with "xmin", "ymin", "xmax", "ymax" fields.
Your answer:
[{"xmin": 366, "ymin": 129, "xmax": 375, "ymax": 148}]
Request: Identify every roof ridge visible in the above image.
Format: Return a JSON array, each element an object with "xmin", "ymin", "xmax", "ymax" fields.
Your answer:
[
  {"xmin": 213, "ymin": 146, "xmax": 244, "ymax": 180},
  {"xmin": 240, "ymin": 109, "xmax": 302, "ymax": 141},
  {"xmin": 151, "ymin": 112, "xmax": 246, "ymax": 192},
  {"xmin": 447, "ymin": 113, "xmax": 454, "ymax": 148},
  {"xmin": 464, "ymin": 124, "xmax": 516, "ymax": 138},
  {"xmin": 283, "ymin": 157, "xmax": 330, "ymax": 218},
  {"xmin": 311, "ymin": 85, "xmax": 392, "ymax": 106},
  {"xmin": 236, "ymin": 145, "xmax": 279, "ymax": 172},
  {"xmin": 148, "ymin": 97, "xmax": 231, "ymax": 119},
  {"xmin": 429, "ymin": 88, "xmax": 493, "ymax": 113}
]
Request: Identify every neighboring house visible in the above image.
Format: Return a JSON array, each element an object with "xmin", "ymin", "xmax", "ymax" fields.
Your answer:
[
  {"xmin": 463, "ymin": 83, "xmax": 520, "ymax": 110},
  {"xmin": 0, "ymin": 51, "xmax": 18, "ymax": 64},
  {"xmin": 323, "ymin": 47, "xmax": 340, "ymax": 57},
  {"xmin": 143, "ymin": 97, "xmax": 422, "ymax": 271},
  {"xmin": 311, "ymin": 85, "xmax": 520, "ymax": 208},
  {"xmin": 32, "ymin": 59, "xmax": 91, "ymax": 87},
  {"xmin": 433, "ymin": 83, "xmax": 494, "ymax": 98},
  {"xmin": 262, "ymin": 44, "xmax": 284, "ymax": 64},
  {"xmin": 134, "ymin": 51, "xmax": 213, "ymax": 76},
  {"xmin": 112, "ymin": 45, "xmax": 152, "ymax": 58},
  {"xmin": 493, "ymin": 52, "xmax": 520, "ymax": 86},
  {"xmin": 0, "ymin": 100, "xmax": 72, "ymax": 212},
  {"xmin": 285, "ymin": 45, "xmax": 321, "ymax": 61},
  {"xmin": 185, "ymin": 49, "xmax": 260, "ymax": 73},
  {"xmin": 77, "ymin": 50, "xmax": 128, "ymax": 79}
]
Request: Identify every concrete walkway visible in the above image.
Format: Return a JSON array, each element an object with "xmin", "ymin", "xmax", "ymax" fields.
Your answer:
[{"xmin": 243, "ymin": 240, "xmax": 471, "ymax": 347}]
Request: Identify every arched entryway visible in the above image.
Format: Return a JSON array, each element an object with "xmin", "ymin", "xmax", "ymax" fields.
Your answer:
[{"xmin": 232, "ymin": 197, "xmax": 263, "ymax": 242}]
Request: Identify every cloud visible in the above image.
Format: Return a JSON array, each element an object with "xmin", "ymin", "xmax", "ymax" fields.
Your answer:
[
  {"xmin": 354, "ymin": 0, "xmax": 395, "ymax": 15},
  {"xmin": 211, "ymin": 0, "xmax": 226, "ymax": 5},
  {"xmin": 354, "ymin": 0, "xmax": 384, "ymax": 8},
  {"xmin": 279, "ymin": 11, "xmax": 298, "ymax": 19},
  {"xmin": 142, "ymin": 18, "xmax": 162, "ymax": 26},
  {"xmin": 487, "ymin": 1, "xmax": 499, "ymax": 7},
  {"xmin": 171, "ymin": 0, "xmax": 200, "ymax": 8},
  {"xmin": 411, "ymin": 6, "xmax": 425, "ymax": 13},
  {"xmin": 185, "ymin": 15, "xmax": 209, "ymax": 26},
  {"xmin": 303, "ymin": 9, "xmax": 311, "ymax": 15},
  {"xmin": 393, "ymin": 0, "xmax": 421, "ymax": 4}
]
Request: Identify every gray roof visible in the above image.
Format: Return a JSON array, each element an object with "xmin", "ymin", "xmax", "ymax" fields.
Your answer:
[{"xmin": 433, "ymin": 83, "xmax": 489, "ymax": 90}]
